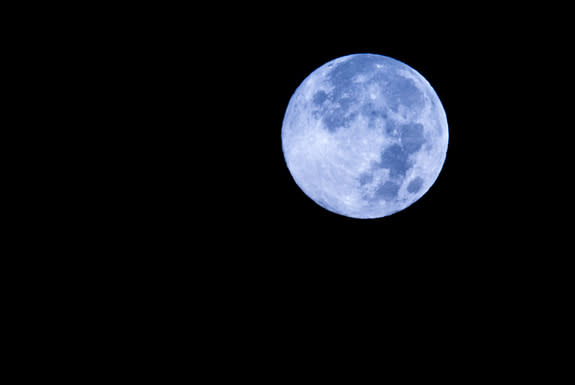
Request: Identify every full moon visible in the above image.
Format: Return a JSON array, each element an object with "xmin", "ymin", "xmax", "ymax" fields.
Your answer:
[{"xmin": 281, "ymin": 53, "xmax": 448, "ymax": 219}]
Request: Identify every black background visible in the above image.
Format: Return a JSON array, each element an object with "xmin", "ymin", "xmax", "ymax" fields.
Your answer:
[
  {"xmin": 145, "ymin": 7, "xmax": 568, "ymax": 362},
  {"xmin": 68, "ymin": 5, "xmax": 568, "ymax": 304},
  {"xmin": 136, "ymin": 6, "xmax": 562, "ymax": 277},
  {"xmin": 139, "ymin": 6, "xmax": 565, "ymax": 316},
  {"xmin": 12, "ymin": 3, "xmax": 570, "ymax": 372}
]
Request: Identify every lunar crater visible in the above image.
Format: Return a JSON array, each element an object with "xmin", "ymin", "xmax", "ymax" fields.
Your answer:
[{"xmin": 407, "ymin": 177, "xmax": 424, "ymax": 194}]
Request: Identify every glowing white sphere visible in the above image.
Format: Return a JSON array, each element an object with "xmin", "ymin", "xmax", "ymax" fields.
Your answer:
[{"xmin": 282, "ymin": 53, "xmax": 448, "ymax": 218}]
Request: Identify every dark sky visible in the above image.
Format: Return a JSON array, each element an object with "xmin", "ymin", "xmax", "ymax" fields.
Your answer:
[
  {"xmin": 125, "ymin": 4, "xmax": 562, "ymax": 293},
  {"xmin": 168, "ymin": 7, "xmax": 544, "ymax": 246},
  {"xmin": 24, "ymin": 4, "xmax": 566, "ymax": 366},
  {"xmin": 74, "ymin": 6, "xmax": 570, "ymax": 357}
]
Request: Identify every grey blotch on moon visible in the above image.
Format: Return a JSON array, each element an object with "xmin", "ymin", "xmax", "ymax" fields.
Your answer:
[{"xmin": 281, "ymin": 53, "xmax": 448, "ymax": 219}]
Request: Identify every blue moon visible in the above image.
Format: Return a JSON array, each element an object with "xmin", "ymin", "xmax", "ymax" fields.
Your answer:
[{"xmin": 281, "ymin": 53, "xmax": 448, "ymax": 219}]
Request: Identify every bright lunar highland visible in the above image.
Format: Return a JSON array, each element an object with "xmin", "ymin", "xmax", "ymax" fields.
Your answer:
[{"xmin": 282, "ymin": 53, "xmax": 448, "ymax": 219}]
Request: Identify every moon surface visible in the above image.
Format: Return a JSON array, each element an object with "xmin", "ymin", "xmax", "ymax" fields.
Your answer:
[{"xmin": 281, "ymin": 53, "xmax": 448, "ymax": 219}]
